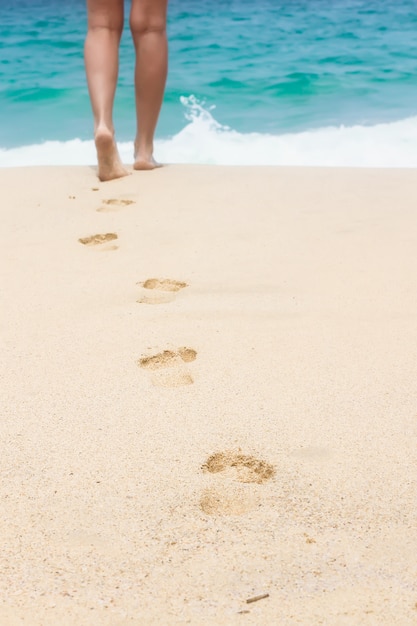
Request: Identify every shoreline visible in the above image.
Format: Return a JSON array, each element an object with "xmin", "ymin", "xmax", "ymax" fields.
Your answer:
[{"xmin": 2, "ymin": 164, "xmax": 417, "ymax": 625}]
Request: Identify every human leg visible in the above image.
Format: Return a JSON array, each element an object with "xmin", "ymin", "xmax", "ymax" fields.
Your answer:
[
  {"xmin": 130, "ymin": 0, "xmax": 168, "ymax": 170},
  {"xmin": 84, "ymin": 0, "xmax": 128, "ymax": 181}
]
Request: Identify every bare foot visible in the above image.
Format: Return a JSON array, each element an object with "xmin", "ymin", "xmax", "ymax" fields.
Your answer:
[
  {"xmin": 133, "ymin": 155, "xmax": 163, "ymax": 171},
  {"xmin": 95, "ymin": 128, "xmax": 129, "ymax": 182},
  {"xmin": 133, "ymin": 143, "xmax": 163, "ymax": 170}
]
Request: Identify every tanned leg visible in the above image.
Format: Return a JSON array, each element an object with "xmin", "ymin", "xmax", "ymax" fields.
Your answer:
[
  {"xmin": 85, "ymin": 0, "xmax": 128, "ymax": 181},
  {"xmin": 130, "ymin": 0, "xmax": 168, "ymax": 170}
]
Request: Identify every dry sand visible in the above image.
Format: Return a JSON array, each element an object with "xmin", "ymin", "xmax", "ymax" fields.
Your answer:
[{"xmin": 1, "ymin": 164, "xmax": 417, "ymax": 625}]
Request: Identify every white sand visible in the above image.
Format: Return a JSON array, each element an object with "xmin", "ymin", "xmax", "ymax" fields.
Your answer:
[{"xmin": 1, "ymin": 165, "xmax": 417, "ymax": 625}]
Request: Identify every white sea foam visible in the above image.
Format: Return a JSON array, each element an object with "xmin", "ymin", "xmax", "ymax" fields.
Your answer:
[{"xmin": 1, "ymin": 96, "xmax": 417, "ymax": 168}]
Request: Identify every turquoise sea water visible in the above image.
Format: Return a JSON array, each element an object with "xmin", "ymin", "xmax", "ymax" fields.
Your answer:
[{"xmin": 1, "ymin": 0, "xmax": 417, "ymax": 165}]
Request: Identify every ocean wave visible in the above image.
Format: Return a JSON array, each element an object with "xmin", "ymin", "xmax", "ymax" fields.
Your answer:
[{"xmin": 1, "ymin": 96, "xmax": 417, "ymax": 168}]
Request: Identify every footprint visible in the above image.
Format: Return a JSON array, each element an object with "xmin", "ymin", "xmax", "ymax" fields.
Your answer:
[
  {"xmin": 138, "ymin": 347, "xmax": 197, "ymax": 387},
  {"xmin": 97, "ymin": 198, "xmax": 135, "ymax": 212},
  {"xmin": 200, "ymin": 451, "xmax": 275, "ymax": 516},
  {"xmin": 137, "ymin": 278, "xmax": 188, "ymax": 305},
  {"xmin": 143, "ymin": 278, "xmax": 187, "ymax": 292},
  {"xmin": 202, "ymin": 452, "xmax": 275, "ymax": 484},
  {"xmin": 78, "ymin": 233, "xmax": 118, "ymax": 251},
  {"xmin": 178, "ymin": 347, "xmax": 197, "ymax": 362}
]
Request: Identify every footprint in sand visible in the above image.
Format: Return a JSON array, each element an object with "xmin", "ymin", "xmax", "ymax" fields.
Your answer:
[
  {"xmin": 200, "ymin": 451, "xmax": 275, "ymax": 516},
  {"xmin": 137, "ymin": 278, "xmax": 188, "ymax": 304},
  {"xmin": 138, "ymin": 347, "xmax": 197, "ymax": 387},
  {"xmin": 96, "ymin": 198, "xmax": 135, "ymax": 212},
  {"xmin": 78, "ymin": 233, "xmax": 118, "ymax": 251}
]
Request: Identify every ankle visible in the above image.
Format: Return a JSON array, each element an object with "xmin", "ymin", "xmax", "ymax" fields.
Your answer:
[
  {"xmin": 134, "ymin": 140, "xmax": 153, "ymax": 159},
  {"xmin": 135, "ymin": 151, "xmax": 153, "ymax": 162}
]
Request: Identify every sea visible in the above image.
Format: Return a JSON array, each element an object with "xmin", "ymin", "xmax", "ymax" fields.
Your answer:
[{"xmin": 1, "ymin": 0, "xmax": 417, "ymax": 167}]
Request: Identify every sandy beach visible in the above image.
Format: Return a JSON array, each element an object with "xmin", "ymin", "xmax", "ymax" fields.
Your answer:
[{"xmin": 1, "ymin": 164, "xmax": 417, "ymax": 625}]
